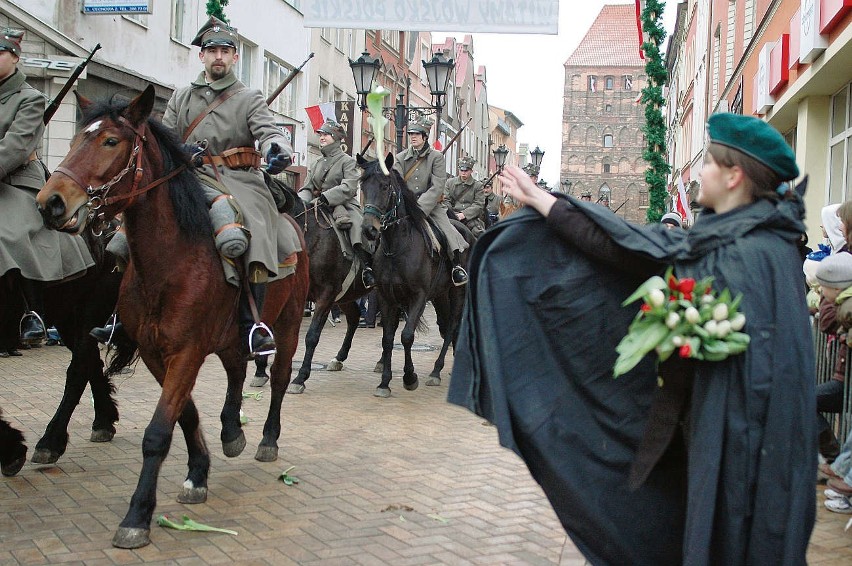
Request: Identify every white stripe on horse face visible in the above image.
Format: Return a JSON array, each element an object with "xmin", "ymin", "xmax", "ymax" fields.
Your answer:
[{"xmin": 84, "ymin": 120, "xmax": 103, "ymax": 134}]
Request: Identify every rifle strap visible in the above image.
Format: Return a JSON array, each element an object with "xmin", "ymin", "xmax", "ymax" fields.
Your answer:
[
  {"xmin": 403, "ymin": 154, "xmax": 427, "ymax": 182},
  {"xmin": 183, "ymin": 87, "xmax": 246, "ymax": 142}
]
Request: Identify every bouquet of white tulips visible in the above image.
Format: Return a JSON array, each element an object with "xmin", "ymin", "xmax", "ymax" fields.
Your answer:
[{"xmin": 613, "ymin": 267, "xmax": 750, "ymax": 378}]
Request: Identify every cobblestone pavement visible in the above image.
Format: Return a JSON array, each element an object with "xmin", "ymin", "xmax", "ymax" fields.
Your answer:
[{"xmin": 0, "ymin": 311, "xmax": 849, "ymax": 565}]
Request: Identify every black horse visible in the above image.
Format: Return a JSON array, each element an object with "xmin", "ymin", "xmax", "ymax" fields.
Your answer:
[
  {"xmin": 358, "ymin": 154, "xmax": 473, "ymax": 397},
  {"xmin": 0, "ymin": 407, "xmax": 27, "ymax": 476}
]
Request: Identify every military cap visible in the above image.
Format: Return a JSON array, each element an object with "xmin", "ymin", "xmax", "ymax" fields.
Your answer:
[
  {"xmin": 191, "ymin": 16, "xmax": 238, "ymax": 49},
  {"xmin": 660, "ymin": 212, "xmax": 683, "ymax": 227},
  {"xmin": 0, "ymin": 28, "xmax": 24, "ymax": 57},
  {"xmin": 707, "ymin": 112, "xmax": 799, "ymax": 181},
  {"xmin": 316, "ymin": 118, "xmax": 346, "ymax": 141},
  {"xmin": 458, "ymin": 156, "xmax": 475, "ymax": 170},
  {"xmin": 407, "ymin": 115, "xmax": 433, "ymax": 136}
]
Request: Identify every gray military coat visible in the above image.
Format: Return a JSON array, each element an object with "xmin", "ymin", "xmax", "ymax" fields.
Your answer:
[
  {"xmin": 298, "ymin": 141, "xmax": 363, "ymax": 245},
  {"xmin": 393, "ymin": 145, "xmax": 467, "ymax": 255},
  {"xmin": 444, "ymin": 176, "xmax": 486, "ymax": 236},
  {"xmin": 0, "ymin": 70, "xmax": 93, "ymax": 281},
  {"xmin": 163, "ymin": 71, "xmax": 300, "ymax": 280}
]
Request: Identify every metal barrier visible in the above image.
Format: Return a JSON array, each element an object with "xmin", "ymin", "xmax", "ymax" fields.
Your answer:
[{"xmin": 813, "ymin": 320, "xmax": 852, "ymax": 446}]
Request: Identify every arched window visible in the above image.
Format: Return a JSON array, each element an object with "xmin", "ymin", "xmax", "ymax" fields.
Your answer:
[
  {"xmin": 605, "ymin": 76, "xmax": 614, "ymax": 90},
  {"xmin": 603, "ymin": 134, "xmax": 613, "ymax": 148},
  {"xmin": 602, "ymin": 157, "xmax": 611, "ymax": 174}
]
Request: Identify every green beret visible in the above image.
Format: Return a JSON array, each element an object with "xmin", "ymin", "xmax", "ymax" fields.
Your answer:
[
  {"xmin": 191, "ymin": 16, "xmax": 238, "ymax": 49},
  {"xmin": 707, "ymin": 113, "xmax": 799, "ymax": 181},
  {"xmin": 0, "ymin": 28, "xmax": 24, "ymax": 57}
]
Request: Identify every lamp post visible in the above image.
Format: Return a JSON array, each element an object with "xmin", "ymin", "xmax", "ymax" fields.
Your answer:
[
  {"xmin": 350, "ymin": 51, "xmax": 455, "ymax": 151},
  {"xmin": 530, "ymin": 146, "xmax": 545, "ymax": 170},
  {"xmin": 482, "ymin": 144, "xmax": 509, "ymax": 187},
  {"xmin": 562, "ymin": 179, "xmax": 573, "ymax": 195}
]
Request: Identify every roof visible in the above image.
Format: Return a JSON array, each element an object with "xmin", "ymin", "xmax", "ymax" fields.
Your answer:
[{"xmin": 564, "ymin": 3, "xmax": 645, "ymax": 67}]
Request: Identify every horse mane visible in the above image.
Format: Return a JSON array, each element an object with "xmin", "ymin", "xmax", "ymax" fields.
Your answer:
[
  {"xmin": 80, "ymin": 101, "xmax": 212, "ymax": 242},
  {"xmin": 360, "ymin": 158, "xmax": 430, "ymax": 233}
]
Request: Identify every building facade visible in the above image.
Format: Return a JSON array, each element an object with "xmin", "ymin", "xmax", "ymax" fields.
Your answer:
[{"xmin": 561, "ymin": 3, "xmax": 649, "ymax": 223}]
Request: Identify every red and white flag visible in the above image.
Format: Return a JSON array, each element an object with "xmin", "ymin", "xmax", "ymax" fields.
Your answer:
[
  {"xmin": 305, "ymin": 102, "xmax": 337, "ymax": 132},
  {"xmin": 433, "ymin": 131, "xmax": 446, "ymax": 151},
  {"xmin": 635, "ymin": 0, "xmax": 649, "ymax": 60},
  {"xmin": 676, "ymin": 175, "xmax": 694, "ymax": 225}
]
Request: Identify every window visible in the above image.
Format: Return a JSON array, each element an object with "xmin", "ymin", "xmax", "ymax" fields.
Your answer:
[
  {"xmin": 605, "ymin": 76, "xmax": 614, "ymax": 90},
  {"xmin": 406, "ymin": 32, "xmax": 419, "ymax": 63},
  {"xmin": 623, "ymin": 75, "xmax": 633, "ymax": 90},
  {"xmin": 264, "ymin": 55, "xmax": 297, "ymax": 117},
  {"xmin": 319, "ymin": 78, "xmax": 330, "ymax": 103},
  {"xmin": 321, "ymin": 27, "xmax": 332, "ymax": 43},
  {"xmin": 236, "ymin": 39, "xmax": 254, "ymax": 86},
  {"xmin": 603, "ymin": 134, "xmax": 613, "ymax": 148},
  {"xmin": 334, "ymin": 88, "xmax": 344, "ymax": 101},
  {"xmin": 605, "ymin": 104, "xmax": 612, "ymax": 113},
  {"xmin": 828, "ymin": 83, "xmax": 852, "ymax": 202},
  {"xmin": 124, "ymin": 12, "xmax": 148, "ymax": 26},
  {"xmin": 170, "ymin": 0, "xmax": 188, "ymax": 43},
  {"xmin": 639, "ymin": 189, "xmax": 649, "ymax": 207},
  {"xmin": 588, "ymin": 76, "xmax": 597, "ymax": 92},
  {"xmin": 603, "ymin": 163, "xmax": 611, "ymax": 173},
  {"xmin": 381, "ymin": 30, "xmax": 400, "ymax": 52},
  {"xmin": 335, "ymin": 28, "xmax": 346, "ymax": 52}
]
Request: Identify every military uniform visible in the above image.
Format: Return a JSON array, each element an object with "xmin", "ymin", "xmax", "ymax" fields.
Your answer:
[
  {"xmin": 483, "ymin": 188, "xmax": 499, "ymax": 228},
  {"xmin": 444, "ymin": 157, "xmax": 486, "ymax": 237}
]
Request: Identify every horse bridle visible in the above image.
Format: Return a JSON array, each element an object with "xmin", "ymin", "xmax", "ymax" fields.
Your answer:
[
  {"xmin": 53, "ymin": 116, "xmax": 186, "ymax": 235},
  {"xmin": 363, "ymin": 172, "xmax": 404, "ymax": 231}
]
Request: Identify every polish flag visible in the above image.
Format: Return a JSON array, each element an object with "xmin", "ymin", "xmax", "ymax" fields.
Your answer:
[
  {"xmin": 433, "ymin": 131, "xmax": 446, "ymax": 151},
  {"xmin": 305, "ymin": 102, "xmax": 337, "ymax": 132},
  {"xmin": 676, "ymin": 175, "xmax": 694, "ymax": 225}
]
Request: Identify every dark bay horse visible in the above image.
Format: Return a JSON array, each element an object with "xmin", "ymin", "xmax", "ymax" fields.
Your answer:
[
  {"xmin": 357, "ymin": 154, "xmax": 472, "ymax": 398},
  {"xmin": 36, "ymin": 85, "xmax": 309, "ymax": 549}
]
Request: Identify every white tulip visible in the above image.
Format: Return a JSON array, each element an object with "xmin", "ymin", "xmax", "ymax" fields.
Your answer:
[
  {"xmin": 712, "ymin": 303, "xmax": 729, "ymax": 321},
  {"xmin": 685, "ymin": 306, "xmax": 700, "ymax": 324},
  {"xmin": 648, "ymin": 289, "xmax": 665, "ymax": 308},
  {"xmin": 701, "ymin": 294, "xmax": 715, "ymax": 305},
  {"xmin": 730, "ymin": 313, "xmax": 746, "ymax": 331},
  {"xmin": 672, "ymin": 335, "xmax": 684, "ymax": 347},
  {"xmin": 704, "ymin": 320, "xmax": 718, "ymax": 335},
  {"xmin": 666, "ymin": 312, "xmax": 680, "ymax": 329},
  {"xmin": 716, "ymin": 320, "xmax": 731, "ymax": 337}
]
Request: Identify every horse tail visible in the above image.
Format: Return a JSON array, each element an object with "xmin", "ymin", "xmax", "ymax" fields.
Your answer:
[
  {"xmin": 104, "ymin": 333, "xmax": 140, "ymax": 378},
  {"xmin": 414, "ymin": 313, "xmax": 429, "ymax": 334}
]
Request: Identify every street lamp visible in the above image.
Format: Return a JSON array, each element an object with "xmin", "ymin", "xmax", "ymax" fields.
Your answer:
[
  {"xmin": 493, "ymin": 144, "xmax": 509, "ymax": 171},
  {"xmin": 530, "ymin": 146, "xmax": 545, "ymax": 169},
  {"xmin": 350, "ymin": 51, "xmax": 455, "ymax": 151},
  {"xmin": 562, "ymin": 179, "xmax": 573, "ymax": 195},
  {"xmin": 536, "ymin": 179, "xmax": 549, "ymax": 191}
]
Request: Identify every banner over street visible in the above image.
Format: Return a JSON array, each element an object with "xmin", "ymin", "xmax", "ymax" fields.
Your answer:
[{"xmin": 303, "ymin": 0, "xmax": 559, "ymax": 35}]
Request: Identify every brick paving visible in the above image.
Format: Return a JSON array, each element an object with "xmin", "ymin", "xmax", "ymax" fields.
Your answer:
[{"xmin": 0, "ymin": 310, "xmax": 849, "ymax": 564}]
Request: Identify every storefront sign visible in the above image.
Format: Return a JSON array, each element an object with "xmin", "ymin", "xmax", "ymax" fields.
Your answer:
[
  {"xmin": 755, "ymin": 44, "xmax": 775, "ymax": 114},
  {"xmin": 19, "ymin": 56, "xmax": 83, "ymax": 79},
  {"xmin": 789, "ymin": 9, "xmax": 800, "ymax": 69},
  {"xmin": 302, "ymin": 0, "xmax": 558, "ymax": 34},
  {"xmin": 800, "ymin": 0, "xmax": 828, "ymax": 63},
  {"xmin": 335, "ymin": 101, "xmax": 356, "ymax": 156},
  {"xmin": 82, "ymin": 1, "xmax": 152, "ymax": 13},
  {"xmin": 820, "ymin": 0, "xmax": 852, "ymax": 34},
  {"xmin": 769, "ymin": 35, "xmax": 790, "ymax": 95}
]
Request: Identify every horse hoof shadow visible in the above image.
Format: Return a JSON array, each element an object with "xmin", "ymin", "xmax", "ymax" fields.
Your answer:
[
  {"xmin": 287, "ymin": 383, "xmax": 305, "ymax": 394},
  {"xmin": 112, "ymin": 527, "xmax": 150, "ymax": 549},
  {"xmin": 177, "ymin": 485, "xmax": 208, "ymax": 504},
  {"xmin": 30, "ymin": 449, "xmax": 60, "ymax": 465},
  {"xmin": 374, "ymin": 387, "xmax": 391, "ymax": 398},
  {"xmin": 255, "ymin": 445, "xmax": 278, "ymax": 462},
  {"xmin": 403, "ymin": 376, "xmax": 419, "ymax": 391},
  {"xmin": 1, "ymin": 455, "xmax": 26, "ymax": 477},
  {"xmin": 373, "ymin": 362, "xmax": 383, "ymax": 373},
  {"xmin": 327, "ymin": 358, "xmax": 344, "ymax": 371},
  {"xmin": 90, "ymin": 429, "xmax": 115, "ymax": 443},
  {"xmin": 249, "ymin": 375, "xmax": 269, "ymax": 388},
  {"xmin": 425, "ymin": 376, "xmax": 441, "ymax": 387},
  {"xmin": 222, "ymin": 432, "xmax": 246, "ymax": 457}
]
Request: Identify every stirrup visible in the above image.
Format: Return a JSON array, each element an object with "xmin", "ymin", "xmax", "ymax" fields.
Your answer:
[
  {"xmin": 248, "ymin": 322, "xmax": 276, "ymax": 356},
  {"xmin": 361, "ymin": 267, "xmax": 376, "ymax": 289},
  {"xmin": 19, "ymin": 311, "xmax": 46, "ymax": 344},
  {"xmin": 451, "ymin": 266, "xmax": 468, "ymax": 287}
]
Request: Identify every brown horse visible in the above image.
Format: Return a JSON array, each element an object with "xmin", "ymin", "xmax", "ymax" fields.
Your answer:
[{"xmin": 36, "ymin": 85, "xmax": 309, "ymax": 549}]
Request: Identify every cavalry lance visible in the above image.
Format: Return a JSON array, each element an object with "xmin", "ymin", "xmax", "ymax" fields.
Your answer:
[{"xmin": 44, "ymin": 43, "xmax": 101, "ymax": 125}]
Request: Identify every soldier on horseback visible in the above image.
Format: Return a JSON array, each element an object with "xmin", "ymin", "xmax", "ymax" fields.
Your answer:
[
  {"xmin": 162, "ymin": 16, "xmax": 300, "ymax": 357},
  {"xmin": 444, "ymin": 156, "xmax": 486, "ymax": 237},
  {"xmin": 298, "ymin": 118, "xmax": 375, "ymax": 289},
  {"xmin": 393, "ymin": 116, "xmax": 468, "ymax": 286}
]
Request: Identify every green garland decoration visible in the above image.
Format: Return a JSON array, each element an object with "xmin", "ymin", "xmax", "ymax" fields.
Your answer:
[
  {"xmin": 206, "ymin": 0, "xmax": 230, "ymax": 21},
  {"xmin": 640, "ymin": 0, "xmax": 671, "ymax": 224}
]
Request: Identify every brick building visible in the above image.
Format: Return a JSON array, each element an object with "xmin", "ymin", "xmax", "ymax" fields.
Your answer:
[{"xmin": 561, "ymin": 3, "xmax": 648, "ymax": 223}]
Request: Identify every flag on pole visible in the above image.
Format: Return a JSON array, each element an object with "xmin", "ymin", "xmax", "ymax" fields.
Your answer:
[
  {"xmin": 305, "ymin": 102, "xmax": 337, "ymax": 132},
  {"xmin": 635, "ymin": 0, "xmax": 648, "ymax": 60},
  {"xmin": 433, "ymin": 130, "xmax": 446, "ymax": 151},
  {"xmin": 676, "ymin": 175, "xmax": 694, "ymax": 225}
]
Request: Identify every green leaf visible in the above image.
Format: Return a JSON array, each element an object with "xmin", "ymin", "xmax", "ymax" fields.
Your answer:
[
  {"xmin": 242, "ymin": 391, "xmax": 262, "ymax": 401},
  {"xmin": 279, "ymin": 465, "xmax": 300, "ymax": 486},
  {"xmin": 157, "ymin": 514, "xmax": 238, "ymax": 535},
  {"xmin": 366, "ymin": 87, "xmax": 391, "ymax": 174},
  {"xmin": 621, "ymin": 276, "xmax": 667, "ymax": 306}
]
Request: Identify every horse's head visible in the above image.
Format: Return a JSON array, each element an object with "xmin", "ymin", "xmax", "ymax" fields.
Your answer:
[
  {"xmin": 358, "ymin": 152, "xmax": 399, "ymax": 241},
  {"xmin": 37, "ymin": 85, "xmax": 157, "ymax": 235}
]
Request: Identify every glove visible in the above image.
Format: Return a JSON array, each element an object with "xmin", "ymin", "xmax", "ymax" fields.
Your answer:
[
  {"xmin": 266, "ymin": 143, "xmax": 291, "ymax": 175},
  {"xmin": 182, "ymin": 142, "xmax": 205, "ymax": 167}
]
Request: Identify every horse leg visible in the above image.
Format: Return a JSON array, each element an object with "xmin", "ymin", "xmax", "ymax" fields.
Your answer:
[
  {"xmin": 175, "ymin": 398, "xmax": 210, "ymax": 504},
  {"xmin": 0, "ymin": 410, "xmax": 27, "ymax": 477},
  {"xmin": 329, "ymin": 300, "xmax": 361, "ymax": 370},
  {"xmin": 87, "ymin": 339, "xmax": 119, "ymax": 442},
  {"xmin": 427, "ymin": 293, "xmax": 453, "ymax": 385},
  {"xmin": 112, "ymin": 353, "xmax": 202, "ymax": 549},
  {"xmin": 375, "ymin": 302, "xmax": 400, "ymax": 398},
  {"xmin": 250, "ymin": 354, "xmax": 270, "ymax": 388},
  {"xmin": 401, "ymin": 297, "xmax": 426, "ymax": 391},
  {"xmin": 219, "ymin": 353, "xmax": 248, "ymax": 458},
  {"xmin": 288, "ymin": 292, "xmax": 333, "ymax": 394}
]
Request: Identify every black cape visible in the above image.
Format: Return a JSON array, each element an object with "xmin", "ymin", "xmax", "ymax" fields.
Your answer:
[{"xmin": 448, "ymin": 197, "xmax": 816, "ymax": 565}]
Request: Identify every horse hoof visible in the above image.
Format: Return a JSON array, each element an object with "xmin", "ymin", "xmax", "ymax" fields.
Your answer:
[
  {"xmin": 425, "ymin": 376, "xmax": 441, "ymax": 387},
  {"xmin": 374, "ymin": 387, "xmax": 391, "ymax": 398},
  {"xmin": 287, "ymin": 383, "xmax": 305, "ymax": 394},
  {"xmin": 254, "ymin": 445, "xmax": 279, "ymax": 462},
  {"xmin": 222, "ymin": 432, "xmax": 246, "ymax": 458},
  {"xmin": 249, "ymin": 375, "xmax": 269, "ymax": 388},
  {"xmin": 373, "ymin": 362, "xmax": 384, "ymax": 373},
  {"xmin": 403, "ymin": 377, "xmax": 419, "ymax": 391},
  {"xmin": 90, "ymin": 429, "xmax": 115, "ymax": 443},
  {"xmin": 327, "ymin": 358, "xmax": 344, "ymax": 371},
  {"xmin": 112, "ymin": 527, "xmax": 150, "ymax": 549},
  {"xmin": 177, "ymin": 485, "xmax": 208, "ymax": 504},
  {"xmin": 30, "ymin": 449, "xmax": 60, "ymax": 465},
  {"xmin": 1, "ymin": 455, "xmax": 26, "ymax": 477}
]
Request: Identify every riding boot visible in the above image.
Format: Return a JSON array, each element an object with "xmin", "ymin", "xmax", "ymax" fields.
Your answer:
[
  {"xmin": 353, "ymin": 243, "xmax": 376, "ymax": 289},
  {"xmin": 239, "ymin": 282, "xmax": 276, "ymax": 358},
  {"xmin": 19, "ymin": 278, "xmax": 46, "ymax": 345},
  {"xmin": 451, "ymin": 250, "xmax": 468, "ymax": 287},
  {"xmin": 90, "ymin": 314, "xmax": 126, "ymax": 345}
]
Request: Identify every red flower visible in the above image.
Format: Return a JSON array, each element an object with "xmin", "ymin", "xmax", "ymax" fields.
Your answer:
[
  {"xmin": 704, "ymin": 286, "xmax": 713, "ymax": 295},
  {"xmin": 683, "ymin": 292, "xmax": 693, "ymax": 302},
  {"xmin": 670, "ymin": 294, "xmax": 677, "ymax": 302},
  {"xmin": 678, "ymin": 278, "xmax": 696, "ymax": 294},
  {"xmin": 668, "ymin": 274, "xmax": 678, "ymax": 290},
  {"xmin": 679, "ymin": 344, "xmax": 692, "ymax": 358},
  {"xmin": 641, "ymin": 304, "xmax": 652, "ymax": 312}
]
